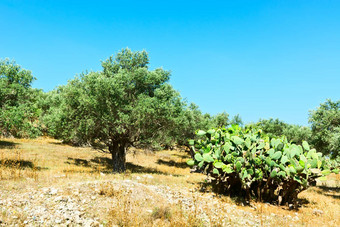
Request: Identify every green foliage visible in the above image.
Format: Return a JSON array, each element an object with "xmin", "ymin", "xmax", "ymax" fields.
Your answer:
[
  {"xmin": 230, "ymin": 114, "xmax": 243, "ymax": 127},
  {"xmin": 0, "ymin": 59, "xmax": 42, "ymax": 138},
  {"xmin": 187, "ymin": 126, "xmax": 336, "ymax": 205},
  {"xmin": 42, "ymin": 49, "xmax": 185, "ymax": 171},
  {"xmin": 212, "ymin": 111, "xmax": 229, "ymax": 128},
  {"xmin": 250, "ymin": 118, "xmax": 312, "ymax": 145},
  {"xmin": 309, "ymin": 99, "xmax": 340, "ymax": 159}
]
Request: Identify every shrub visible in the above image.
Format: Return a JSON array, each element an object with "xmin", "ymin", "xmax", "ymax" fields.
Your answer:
[{"xmin": 187, "ymin": 125, "xmax": 338, "ymax": 206}]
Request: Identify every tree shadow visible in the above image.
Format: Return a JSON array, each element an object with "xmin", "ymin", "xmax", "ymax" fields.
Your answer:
[
  {"xmin": 0, "ymin": 140, "xmax": 18, "ymax": 149},
  {"xmin": 315, "ymin": 185, "xmax": 340, "ymax": 199},
  {"xmin": 65, "ymin": 156, "xmax": 180, "ymax": 176},
  {"xmin": 0, "ymin": 159, "xmax": 47, "ymax": 170},
  {"xmin": 126, "ymin": 162, "xmax": 175, "ymax": 175},
  {"xmin": 317, "ymin": 185, "xmax": 340, "ymax": 193},
  {"xmin": 66, "ymin": 158, "xmax": 92, "ymax": 167},
  {"xmin": 156, "ymin": 159, "xmax": 188, "ymax": 169},
  {"xmin": 172, "ymin": 153, "xmax": 190, "ymax": 159},
  {"xmin": 49, "ymin": 142, "xmax": 63, "ymax": 145}
]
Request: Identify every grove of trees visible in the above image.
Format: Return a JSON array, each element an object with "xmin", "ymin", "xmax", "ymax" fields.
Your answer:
[{"xmin": 0, "ymin": 49, "xmax": 339, "ymax": 172}]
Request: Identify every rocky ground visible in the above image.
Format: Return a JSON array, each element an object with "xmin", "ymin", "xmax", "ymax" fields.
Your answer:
[
  {"xmin": 0, "ymin": 176, "xmax": 302, "ymax": 227},
  {"xmin": 0, "ymin": 138, "xmax": 338, "ymax": 226}
]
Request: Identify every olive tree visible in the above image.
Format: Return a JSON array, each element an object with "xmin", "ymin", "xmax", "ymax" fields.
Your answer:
[
  {"xmin": 45, "ymin": 49, "xmax": 184, "ymax": 172},
  {"xmin": 0, "ymin": 59, "xmax": 42, "ymax": 138},
  {"xmin": 309, "ymin": 99, "xmax": 340, "ymax": 158}
]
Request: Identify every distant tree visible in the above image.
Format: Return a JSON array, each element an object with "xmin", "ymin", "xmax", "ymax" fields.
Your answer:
[
  {"xmin": 213, "ymin": 111, "xmax": 229, "ymax": 128},
  {"xmin": 282, "ymin": 124, "xmax": 312, "ymax": 145},
  {"xmin": 309, "ymin": 99, "xmax": 340, "ymax": 158},
  {"xmin": 0, "ymin": 59, "xmax": 42, "ymax": 138},
  {"xmin": 249, "ymin": 118, "xmax": 311, "ymax": 145},
  {"xmin": 230, "ymin": 114, "xmax": 243, "ymax": 127},
  {"xmin": 168, "ymin": 104, "xmax": 226, "ymax": 147},
  {"xmin": 43, "ymin": 49, "xmax": 184, "ymax": 172},
  {"xmin": 255, "ymin": 118, "xmax": 286, "ymax": 138}
]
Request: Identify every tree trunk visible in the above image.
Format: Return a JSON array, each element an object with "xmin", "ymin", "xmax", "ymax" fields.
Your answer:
[{"xmin": 109, "ymin": 141, "xmax": 126, "ymax": 173}]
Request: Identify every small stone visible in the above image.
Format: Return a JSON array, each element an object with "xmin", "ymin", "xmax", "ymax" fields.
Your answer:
[
  {"xmin": 293, "ymin": 216, "xmax": 299, "ymax": 221},
  {"xmin": 54, "ymin": 196, "xmax": 64, "ymax": 202},
  {"xmin": 12, "ymin": 216, "xmax": 18, "ymax": 219},
  {"xmin": 55, "ymin": 218, "xmax": 62, "ymax": 224},
  {"xmin": 91, "ymin": 196, "xmax": 96, "ymax": 200},
  {"xmin": 50, "ymin": 188, "xmax": 58, "ymax": 195},
  {"xmin": 91, "ymin": 221, "xmax": 100, "ymax": 227},
  {"xmin": 313, "ymin": 209, "xmax": 324, "ymax": 215}
]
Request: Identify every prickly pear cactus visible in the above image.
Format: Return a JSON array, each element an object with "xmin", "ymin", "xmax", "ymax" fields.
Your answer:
[{"xmin": 187, "ymin": 125, "xmax": 338, "ymax": 206}]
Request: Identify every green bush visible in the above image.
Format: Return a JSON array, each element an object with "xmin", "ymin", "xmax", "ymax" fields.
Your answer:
[
  {"xmin": 0, "ymin": 59, "xmax": 42, "ymax": 138},
  {"xmin": 187, "ymin": 125, "xmax": 338, "ymax": 206}
]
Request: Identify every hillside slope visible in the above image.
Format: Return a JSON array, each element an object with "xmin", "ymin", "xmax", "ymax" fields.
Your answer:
[{"xmin": 0, "ymin": 138, "xmax": 339, "ymax": 226}]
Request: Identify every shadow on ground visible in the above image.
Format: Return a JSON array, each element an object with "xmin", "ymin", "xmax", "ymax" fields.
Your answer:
[
  {"xmin": 0, "ymin": 140, "xmax": 19, "ymax": 149},
  {"xmin": 0, "ymin": 159, "xmax": 47, "ymax": 170},
  {"xmin": 172, "ymin": 153, "xmax": 190, "ymax": 159},
  {"xmin": 316, "ymin": 185, "xmax": 340, "ymax": 199},
  {"xmin": 65, "ymin": 156, "xmax": 181, "ymax": 176},
  {"xmin": 156, "ymin": 159, "xmax": 188, "ymax": 169}
]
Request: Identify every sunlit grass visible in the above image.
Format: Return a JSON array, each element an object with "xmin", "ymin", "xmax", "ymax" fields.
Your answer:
[{"xmin": 0, "ymin": 137, "xmax": 339, "ymax": 226}]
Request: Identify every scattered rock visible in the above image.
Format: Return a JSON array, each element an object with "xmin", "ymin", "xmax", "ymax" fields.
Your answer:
[
  {"xmin": 91, "ymin": 220, "xmax": 100, "ymax": 227},
  {"xmin": 54, "ymin": 196, "xmax": 66, "ymax": 202},
  {"xmin": 313, "ymin": 209, "xmax": 324, "ymax": 215},
  {"xmin": 292, "ymin": 216, "xmax": 299, "ymax": 221},
  {"xmin": 50, "ymin": 188, "xmax": 58, "ymax": 195}
]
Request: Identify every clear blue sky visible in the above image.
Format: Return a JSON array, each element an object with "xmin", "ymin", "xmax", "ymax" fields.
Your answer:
[{"xmin": 1, "ymin": 0, "xmax": 339, "ymax": 126}]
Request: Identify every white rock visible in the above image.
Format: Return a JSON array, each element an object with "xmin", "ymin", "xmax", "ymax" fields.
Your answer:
[
  {"xmin": 313, "ymin": 209, "xmax": 324, "ymax": 215},
  {"xmin": 50, "ymin": 188, "xmax": 58, "ymax": 195},
  {"xmin": 54, "ymin": 196, "xmax": 64, "ymax": 202},
  {"xmin": 91, "ymin": 220, "xmax": 100, "ymax": 227}
]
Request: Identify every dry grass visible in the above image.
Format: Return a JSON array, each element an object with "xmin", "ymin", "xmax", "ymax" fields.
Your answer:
[{"xmin": 0, "ymin": 137, "xmax": 339, "ymax": 226}]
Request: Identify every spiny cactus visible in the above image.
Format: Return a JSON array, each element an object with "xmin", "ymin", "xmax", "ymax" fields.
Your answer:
[{"xmin": 187, "ymin": 125, "xmax": 339, "ymax": 206}]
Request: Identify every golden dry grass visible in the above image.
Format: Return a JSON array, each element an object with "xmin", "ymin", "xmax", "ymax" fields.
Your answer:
[{"xmin": 0, "ymin": 137, "xmax": 339, "ymax": 226}]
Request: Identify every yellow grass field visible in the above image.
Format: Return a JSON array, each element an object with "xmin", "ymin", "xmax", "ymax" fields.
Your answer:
[{"xmin": 0, "ymin": 137, "xmax": 339, "ymax": 226}]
